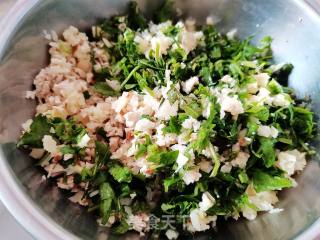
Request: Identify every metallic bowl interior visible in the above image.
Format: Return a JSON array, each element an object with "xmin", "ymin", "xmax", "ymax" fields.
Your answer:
[{"xmin": 0, "ymin": 0, "xmax": 320, "ymax": 239}]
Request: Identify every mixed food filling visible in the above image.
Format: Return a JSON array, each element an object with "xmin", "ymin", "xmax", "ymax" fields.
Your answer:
[{"xmin": 18, "ymin": 1, "xmax": 316, "ymax": 239}]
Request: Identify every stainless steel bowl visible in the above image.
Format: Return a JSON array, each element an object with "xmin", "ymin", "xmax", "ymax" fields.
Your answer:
[{"xmin": 0, "ymin": 0, "xmax": 320, "ymax": 239}]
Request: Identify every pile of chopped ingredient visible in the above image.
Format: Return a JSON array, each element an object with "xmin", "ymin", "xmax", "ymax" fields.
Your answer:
[{"xmin": 18, "ymin": 1, "xmax": 316, "ymax": 239}]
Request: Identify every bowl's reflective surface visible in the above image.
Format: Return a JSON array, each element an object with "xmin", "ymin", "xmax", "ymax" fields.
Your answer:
[{"xmin": 0, "ymin": 0, "xmax": 320, "ymax": 239}]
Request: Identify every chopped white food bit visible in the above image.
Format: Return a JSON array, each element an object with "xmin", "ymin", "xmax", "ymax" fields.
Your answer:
[
  {"xmin": 63, "ymin": 153, "xmax": 73, "ymax": 161},
  {"xmin": 182, "ymin": 117, "xmax": 200, "ymax": 132},
  {"xmin": 165, "ymin": 229, "xmax": 179, "ymax": 240},
  {"xmin": 45, "ymin": 163, "xmax": 64, "ymax": 177},
  {"xmin": 231, "ymin": 152, "xmax": 250, "ymax": 169},
  {"xmin": 49, "ymin": 127, "xmax": 55, "ymax": 134},
  {"xmin": 290, "ymin": 149, "xmax": 307, "ymax": 171},
  {"xmin": 127, "ymin": 212, "xmax": 150, "ymax": 235},
  {"xmin": 89, "ymin": 190, "xmax": 100, "ymax": 197},
  {"xmin": 254, "ymin": 73, "xmax": 270, "ymax": 87},
  {"xmin": 176, "ymin": 153, "xmax": 189, "ymax": 172},
  {"xmin": 277, "ymin": 149, "xmax": 307, "ymax": 175},
  {"xmin": 242, "ymin": 205, "xmax": 257, "ymax": 220},
  {"xmin": 226, "ymin": 28, "xmax": 238, "ymax": 39},
  {"xmin": 182, "ymin": 168, "xmax": 202, "ymax": 185},
  {"xmin": 155, "ymin": 99, "xmax": 179, "ymax": 120},
  {"xmin": 130, "ymin": 192, "xmax": 137, "ymax": 199},
  {"xmin": 182, "ymin": 76, "xmax": 199, "ymax": 94},
  {"xmin": 69, "ymin": 191, "xmax": 88, "ymax": 206},
  {"xmin": 249, "ymin": 191, "xmax": 278, "ymax": 211},
  {"xmin": 277, "ymin": 151, "xmax": 296, "ymax": 176},
  {"xmin": 180, "ymin": 31, "xmax": 203, "ymax": 54},
  {"xmin": 29, "ymin": 148, "xmax": 45, "ymax": 159},
  {"xmin": 106, "ymin": 80, "xmax": 120, "ymax": 91},
  {"xmin": 42, "ymin": 135, "xmax": 58, "ymax": 154},
  {"xmin": 134, "ymin": 118, "xmax": 156, "ymax": 132},
  {"xmin": 221, "ymin": 75, "xmax": 236, "ymax": 86},
  {"xmin": 199, "ymin": 192, "xmax": 215, "ymax": 211},
  {"xmin": 150, "ymin": 34, "xmax": 173, "ymax": 57},
  {"xmin": 21, "ymin": 119, "xmax": 33, "ymax": 132},
  {"xmin": 220, "ymin": 162, "xmax": 232, "ymax": 173},
  {"xmin": 171, "ymin": 144, "xmax": 191, "ymax": 171},
  {"xmin": 155, "ymin": 124, "xmax": 177, "ymax": 147},
  {"xmin": 77, "ymin": 133, "xmax": 90, "ymax": 148},
  {"xmin": 257, "ymin": 125, "xmax": 278, "ymax": 138},
  {"xmin": 198, "ymin": 159, "xmax": 213, "ymax": 173},
  {"xmin": 112, "ymin": 92, "xmax": 129, "ymax": 113},
  {"xmin": 189, "ymin": 208, "xmax": 217, "ymax": 232},
  {"xmin": 246, "ymin": 82, "xmax": 259, "ymax": 94},
  {"xmin": 25, "ymin": 90, "xmax": 36, "ymax": 99},
  {"xmin": 272, "ymin": 94, "xmax": 290, "ymax": 107},
  {"xmin": 143, "ymin": 91, "xmax": 161, "ymax": 112},
  {"xmin": 219, "ymin": 95, "xmax": 244, "ymax": 119},
  {"xmin": 57, "ymin": 176, "xmax": 74, "ymax": 190},
  {"xmin": 124, "ymin": 112, "xmax": 140, "ymax": 128}
]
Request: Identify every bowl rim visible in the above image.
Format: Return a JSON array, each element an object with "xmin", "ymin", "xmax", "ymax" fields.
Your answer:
[
  {"xmin": 0, "ymin": 0, "xmax": 319, "ymax": 239},
  {"xmin": 0, "ymin": 2, "xmax": 80, "ymax": 239}
]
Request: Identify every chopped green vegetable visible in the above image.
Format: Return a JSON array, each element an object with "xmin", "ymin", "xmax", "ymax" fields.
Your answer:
[
  {"xmin": 17, "ymin": 115, "xmax": 52, "ymax": 148},
  {"xmin": 93, "ymin": 82, "xmax": 119, "ymax": 96},
  {"xmin": 109, "ymin": 165, "xmax": 132, "ymax": 183},
  {"xmin": 252, "ymin": 170, "xmax": 292, "ymax": 192}
]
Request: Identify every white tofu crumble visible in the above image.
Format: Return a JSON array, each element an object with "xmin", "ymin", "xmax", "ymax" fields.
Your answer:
[
  {"xmin": 199, "ymin": 192, "xmax": 215, "ymax": 211},
  {"xmin": 42, "ymin": 135, "xmax": 58, "ymax": 154},
  {"xmin": 182, "ymin": 76, "xmax": 199, "ymax": 94},
  {"xmin": 257, "ymin": 125, "xmax": 278, "ymax": 138},
  {"xmin": 219, "ymin": 94, "xmax": 244, "ymax": 119},
  {"xmin": 254, "ymin": 73, "xmax": 270, "ymax": 87},
  {"xmin": 155, "ymin": 99, "xmax": 179, "ymax": 120},
  {"xmin": 21, "ymin": 119, "xmax": 33, "ymax": 132},
  {"xmin": 77, "ymin": 133, "xmax": 91, "ymax": 148},
  {"xmin": 189, "ymin": 208, "xmax": 217, "ymax": 232},
  {"xmin": 182, "ymin": 168, "xmax": 202, "ymax": 185},
  {"xmin": 134, "ymin": 118, "xmax": 156, "ymax": 132},
  {"xmin": 165, "ymin": 229, "xmax": 179, "ymax": 240},
  {"xmin": 277, "ymin": 149, "xmax": 307, "ymax": 175},
  {"xmin": 231, "ymin": 152, "xmax": 250, "ymax": 169}
]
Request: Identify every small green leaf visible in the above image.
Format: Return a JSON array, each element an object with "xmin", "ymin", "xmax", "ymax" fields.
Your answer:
[
  {"xmin": 159, "ymin": 150, "xmax": 179, "ymax": 165},
  {"xmin": 17, "ymin": 115, "xmax": 52, "ymax": 148},
  {"xmin": 253, "ymin": 170, "xmax": 292, "ymax": 192},
  {"xmin": 200, "ymin": 67, "xmax": 213, "ymax": 86},
  {"xmin": 95, "ymin": 141, "xmax": 110, "ymax": 165},
  {"xmin": 60, "ymin": 145, "xmax": 77, "ymax": 154},
  {"xmin": 181, "ymin": 100, "xmax": 202, "ymax": 119},
  {"xmin": 163, "ymin": 176, "xmax": 180, "ymax": 192},
  {"xmin": 267, "ymin": 79, "xmax": 282, "ymax": 94},
  {"xmin": 93, "ymin": 82, "xmax": 119, "ymax": 96},
  {"xmin": 109, "ymin": 165, "xmax": 132, "ymax": 183},
  {"xmin": 100, "ymin": 182, "xmax": 115, "ymax": 200},
  {"xmin": 238, "ymin": 171, "xmax": 249, "ymax": 183},
  {"xmin": 100, "ymin": 198, "xmax": 112, "ymax": 224},
  {"xmin": 247, "ymin": 105, "xmax": 269, "ymax": 122},
  {"xmin": 100, "ymin": 182, "xmax": 115, "ymax": 224},
  {"xmin": 112, "ymin": 220, "xmax": 130, "ymax": 234},
  {"xmin": 258, "ymin": 137, "xmax": 276, "ymax": 168},
  {"xmin": 162, "ymin": 116, "xmax": 182, "ymax": 134}
]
